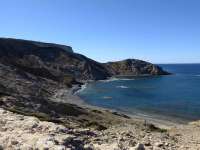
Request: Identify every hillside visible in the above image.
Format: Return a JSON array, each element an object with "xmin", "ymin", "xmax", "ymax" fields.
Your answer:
[
  {"xmin": 1, "ymin": 108, "xmax": 200, "ymax": 150},
  {"xmin": 0, "ymin": 38, "xmax": 175, "ymax": 149},
  {"xmin": 105, "ymin": 59, "xmax": 170, "ymax": 76},
  {"xmin": 0, "ymin": 38, "xmax": 170, "ymax": 127},
  {"xmin": 0, "ymin": 38, "xmax": 169, "ymax": 83}
]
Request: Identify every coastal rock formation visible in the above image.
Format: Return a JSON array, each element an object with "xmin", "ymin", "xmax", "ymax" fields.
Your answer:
[
  {"xmin": 104, "ymin": 59, "xmax": 170, "ymax": 76},
  {"xmin": 0, "ymin": 38, "xmax": 170, "ymax": 127},
  {"xmin": 0, "ymin": 38, "xmax": 169, "ymax": 83},
  {"xmin": 0, "ymin": 38, "xmax": 110, "ymax": 82}
]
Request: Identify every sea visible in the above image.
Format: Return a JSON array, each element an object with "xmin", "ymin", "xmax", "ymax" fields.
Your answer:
[{"xmin": 77, "ymin": 64, "xmax": 200, "ymax": 123}]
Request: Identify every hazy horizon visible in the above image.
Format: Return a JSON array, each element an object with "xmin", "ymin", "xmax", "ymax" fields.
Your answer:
[{"xmin": 0, "ymin": 0, "xmax": 200, "ymax": 64}]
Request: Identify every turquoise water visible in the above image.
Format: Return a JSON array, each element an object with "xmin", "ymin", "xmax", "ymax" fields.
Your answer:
[{"xmin": 78, "ymin": 64, "xmax": 200, "ymax": 122}]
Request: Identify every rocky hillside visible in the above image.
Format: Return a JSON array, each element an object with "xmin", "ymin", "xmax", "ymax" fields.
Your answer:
[
  {"xmin": 0, "ymin": 38, "xmax": 170, "ymax": 131},
  {"xmin": 104, "ymin": 59, "xmax": 170, "ymax": 76},
  {"xmin": 0, "ymin": 38, "xmax": 111, "ymax": 83},
  {"xmin": 1, "ymin": 38, "xmax": 200, "ymax": 150},
  {"xmin": 1, "ymin": 108, "xmax": 200, "ymax": 150},
  {"xmin": 0, "ymin": 38, "xmax": 169, "ymax": 82}
]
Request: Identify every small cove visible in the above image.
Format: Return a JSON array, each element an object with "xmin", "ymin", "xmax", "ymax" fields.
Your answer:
[{"xmin": 78, "ymin": 64, "xmax": 200, "ymax": 123}]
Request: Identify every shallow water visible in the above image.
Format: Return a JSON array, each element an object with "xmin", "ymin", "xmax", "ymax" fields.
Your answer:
[{"xmin": 78, "ymin": 64, "xmax": 200, "ymax": 122}]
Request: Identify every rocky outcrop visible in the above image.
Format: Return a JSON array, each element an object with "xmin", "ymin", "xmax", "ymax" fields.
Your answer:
[
  {"xmin": 0, "ymin": 108, "xmax": 98, "ymax": 150},
  {"xmin": 104, "ymin": 59, "xmax": 170, "ymax": 76}
]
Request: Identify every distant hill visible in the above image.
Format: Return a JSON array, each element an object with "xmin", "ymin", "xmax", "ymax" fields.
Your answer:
[
  {"xmin": 104, "ymin": 59, "xmax": 170, "ymax": 76},
  {"xmin": 0, "ymin": 38, "xmax": 169, "ymax": 83}
]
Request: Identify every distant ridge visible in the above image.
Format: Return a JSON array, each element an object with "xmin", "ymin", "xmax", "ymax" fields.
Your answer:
[
  {"xmin": 0, "ymin": 37, "xmax": 73, "ymax": 53},
  {"xmin": 0, "ymin": 38, "xmax": 170, "ymax": 82}
]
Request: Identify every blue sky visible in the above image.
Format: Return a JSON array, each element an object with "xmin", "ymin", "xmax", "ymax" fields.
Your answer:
[{"xmin": 0, "ymin": 0, "xmax": 200, "ymax": 63}]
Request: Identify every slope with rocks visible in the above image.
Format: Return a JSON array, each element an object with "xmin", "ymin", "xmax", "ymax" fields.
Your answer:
[
  {"xmin": 1, "ymin": 108, "xmax": 200, "ymax": 150},
  {"xmin": 0, "ymin": 38, "xmax": 111, "ymax": 82},
  {"xmin": 0, "ymin": 38, "xmax": 170, "ymax": 128},
  {"xmin": 104, "ymin": 59, "xmax": 170, "ymax": 76},
  {"xmin": 0, "ymin": 38, "xmax": 114, "ymax": 130},
  {"xmin": 0, "ymin": 38, "xmax": 175, "ymax": 149}
]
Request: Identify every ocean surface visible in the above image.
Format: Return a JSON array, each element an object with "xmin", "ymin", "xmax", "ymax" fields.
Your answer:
[{"xmin": 78, "ymin": 64, "xmax": 200, "ymax": 122}]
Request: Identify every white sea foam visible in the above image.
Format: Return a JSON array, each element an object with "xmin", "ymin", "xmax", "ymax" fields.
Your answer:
[
  {"xmin": 120, "ymin": 78, "xmax": 135, "ymax": 81},
  {"xmin": 74, "ymin": 83, "xmax": 88, "ymax": 94},
  {"xmin": 100, "ymin": 77, "xmax": 135, "ymax": 83},
  {"xmin": 116, "ymin": 85, "xmax": 129, "ymax": 89},
  {"xmin": 99, "ymin": 78, "xmax": 117, "ymax": 82}
]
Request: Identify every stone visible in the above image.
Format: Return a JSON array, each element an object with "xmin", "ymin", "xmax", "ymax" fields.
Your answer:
[
  {"xmin": 11, "ymin": 140, "xmax": 19, "ymax": 145},
  {"xmin": 133, "ymin": 143, "xmax": 145, "ymax": 150},
  {"xmin": 84, "ymin": 144, "xmax": 94, "ymax": 150},
  {"xmin": 154, "ymin": 142, "xmax": 163, "ymax": 147},
  {"xmin": 164, "ymin": 142, "xmax": 169, "ymax": 146}
]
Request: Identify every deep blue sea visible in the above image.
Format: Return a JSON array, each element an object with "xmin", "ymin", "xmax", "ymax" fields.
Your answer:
[{"xmin": 78, "ymin": 64, "xmax": 200, "ymax": 122}]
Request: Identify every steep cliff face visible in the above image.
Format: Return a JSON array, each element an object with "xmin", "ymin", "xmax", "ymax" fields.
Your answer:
[
  {"xmin": 104, "ymin": 59, "xmax": 170, "ymax": 76},
  {"xmin": 0, "ymin": 38, "xmax": 110, "ymax": 83}
]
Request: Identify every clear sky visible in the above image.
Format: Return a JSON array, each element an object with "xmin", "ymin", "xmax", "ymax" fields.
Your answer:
[{"xmin": 0, "ymin": 0, "xmax": 200, "ymax": 63}]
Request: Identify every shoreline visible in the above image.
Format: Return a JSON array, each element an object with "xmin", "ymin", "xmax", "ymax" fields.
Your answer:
[
  {"xmin": 75, "ymin": 95, "xmax": 183, "ymax": 129},
  {"xmin": 61, "ymin": 83, "xmax": 183, "ymax": 129}
]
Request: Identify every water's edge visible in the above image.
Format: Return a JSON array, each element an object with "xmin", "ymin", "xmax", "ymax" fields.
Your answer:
[{"xmin": 73, "ymin": 78, "xmax": 189, "ymax": 128}]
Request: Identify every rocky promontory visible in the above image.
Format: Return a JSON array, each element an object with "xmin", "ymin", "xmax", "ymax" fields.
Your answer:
[{"xmin": 104, "ymin": 59, "xmax": 170, "ymax": 76}]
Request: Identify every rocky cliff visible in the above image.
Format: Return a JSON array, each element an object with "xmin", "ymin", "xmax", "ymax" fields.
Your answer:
[
  {"xmin": 0, "ymin": 38, "xmax": 169, "ymax": 83},
  {"xmin": 104, "ymin": 59, "xmax": 170, "ymax": 76},
  {"xmin": 0, "ymin": 38, "xmax": 111, "ymax": 83}
]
